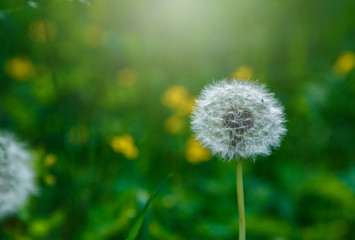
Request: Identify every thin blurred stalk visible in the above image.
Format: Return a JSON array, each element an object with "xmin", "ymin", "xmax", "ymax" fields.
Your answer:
[
  {"xmin": 39, "ymin": 6, "xmax": 78, "ymax": 237},
  {"xmin": 236, "ymin": 158, "xmax": 245, "ymax": 240},
  {"xmin": 40, "ymin": 14, "xmax": 75, "ymax": 191}
]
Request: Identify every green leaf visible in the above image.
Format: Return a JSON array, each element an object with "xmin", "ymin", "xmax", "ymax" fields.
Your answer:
[{"xmin": 125, "ymin": 173, "xmax": 173, "ymax": 240}]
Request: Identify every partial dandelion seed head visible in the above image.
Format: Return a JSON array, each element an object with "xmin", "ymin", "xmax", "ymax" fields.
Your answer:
[
  {"xmin": 0, "ymin": 132, "xmax": 36, "ymax": 219},
  {"xmin": 191, "ymin": 79, "xmax": 286, "ymax": 161}
]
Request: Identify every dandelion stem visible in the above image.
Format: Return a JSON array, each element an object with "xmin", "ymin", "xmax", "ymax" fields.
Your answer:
[{"xmin": 236, "ymin": 158, "xmax": 245, "ymax": 240}]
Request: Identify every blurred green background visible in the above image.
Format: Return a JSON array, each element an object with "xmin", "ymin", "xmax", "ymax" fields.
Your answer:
[{"xmin": 1, "ymin": 0, "xmax": 355, "ymax": 239}]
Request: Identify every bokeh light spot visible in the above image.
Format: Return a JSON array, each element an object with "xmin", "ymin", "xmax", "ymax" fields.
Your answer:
[
  {"xmin": 110, "ymin": 135, "xmax": 139, "ymax": 159},
  {"xmin": 44, "ymin": 174, "xmax": 56, "ymax": 186},
  {"xmin": 161, "ymin": 85, "xmax": 195, "ymax": 116},
  {"xmin": 334, "ymin": 52, "xmax": 355, "ymax": 75},
  {"xmin": 186, "ymin": 137, "xmax": 211, "ymax": 164},
  {"xmin": 5, "ymin": 56, "xmax": 35, "ymax": 80},
  {"xmin": 232, "ymin": 65, "xmax": 253, "ymax": 80},
  {"xmin": 44, "ymin": 154, "xmax": 57, "ymax": 167},
  {"xmin": 164, "ymin": 115, "xmax": 184, "ymax": 135}
]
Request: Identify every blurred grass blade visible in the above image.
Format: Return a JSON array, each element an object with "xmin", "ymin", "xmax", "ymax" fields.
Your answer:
[{"xmin": 125, "ymin": 173, "xmax": 173, "ymax": 240}]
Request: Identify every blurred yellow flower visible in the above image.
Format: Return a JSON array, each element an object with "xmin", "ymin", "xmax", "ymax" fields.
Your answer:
[
  {"xmin": 176, "ymin": 97, "xmax": 195, "ymax": 116},
  {"xmin": 186, "ymin": 137, "xmax": 211, "ymax": 164},
  {"xmin": 111, "ymin": 135, "xmax": 139, "ymax": 159},
  {"xmin": 161, "ymin": 85, "xmax": 194, "ymax": 116},
  {"xmin": 164, "ymin": 115, "xmax": 184, "ymax": 135},
  {"xmin": 232, "ymin": 65, "xmax": 253, "ymax": 79},
  {"xmin": 44, "ymin": 154, "xmax": 57, "ymax": 167},
  {"xmin": 69, "ymin": 124, "xmax": 90, "ymax": 145},
  {"xmin": 28, "ymin": 20, "xmax": 57, "ymax": 42},
  {"xmin": 83, "ymin": 23, "xmax": 107, "ymax": 47},
  {"xmin": 4, "ymin": 57, "xmax": 35, "ymax": 80},
  {"xmin": 334, "ymin": 52, "xmax": 355, "ymax": 75},
  {"xmin": 44, "ymin": 174, "xmax": 56, "ymax": 186},
  {"xmin": 117, "ymin": 68, "xmax": 138, "ymax": 87}
]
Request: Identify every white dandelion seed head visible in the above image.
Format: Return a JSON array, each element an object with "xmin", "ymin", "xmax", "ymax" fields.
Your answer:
[
  {"xmin": 191, "ymin": 79, "xmax": 287, "ymax": 161},
  {"xmin": 0, "ymin": 132, "xmax": 36, "ymax": 219}
]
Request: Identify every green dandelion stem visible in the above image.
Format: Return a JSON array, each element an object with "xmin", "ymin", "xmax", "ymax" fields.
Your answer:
[{"xmin": 236, "ymin": 158, "xmax": 245, "ymax": 240}]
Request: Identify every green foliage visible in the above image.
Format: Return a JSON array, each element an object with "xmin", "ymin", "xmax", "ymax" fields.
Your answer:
[{"xmin": 126, "ymin": 174, "xmax": 172, "ymax": 240}]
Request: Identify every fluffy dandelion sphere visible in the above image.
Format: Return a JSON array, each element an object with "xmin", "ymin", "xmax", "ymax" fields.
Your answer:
[
  {"xmin": 191, "ymin": 79, "xmax": 286, "ymax": 160},
  {"xmin": 0, "ymin": 132, "xmax": 36, "ymax": 219}
]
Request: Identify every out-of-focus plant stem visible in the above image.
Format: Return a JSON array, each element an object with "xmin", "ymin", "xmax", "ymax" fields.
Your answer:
[
  {"xmin": 40, "ymin": 7, "xmax": 79, "ymax": 238},
  {"xmin": 236, "ymin": 158, "xmax": 245, "ymax": 240}
]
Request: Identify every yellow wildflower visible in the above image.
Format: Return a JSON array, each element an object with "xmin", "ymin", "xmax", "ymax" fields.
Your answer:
[
  {"xmin": 164, "ymin": 115, "xmax": 184, "ymax": 135},
  {"xmin": 4, "ymin": 57, "xmax": 35, "ymax": 80},
  {"xmin": 334, "ymin": 52, "xmax": 355, "ymax": 75},
  {"xmin": 117, "ymin": 68, "xmax": 138, "ymax": 87},
  {"xmin": 232, "ymin": 65, "xmax": 253, "ymax": 79},
  {"xmin": 161, "ymin": 85, "xmax": 194, "ymax": 116},
  {"xmin": 186, "ymin": 137, "xmax": 211, "ymax": 164},
  {"xmin": 111, "ymin": 135, "xmax": 139, "ymax": 159},
  {"xmin": 44, "ymin": 174, "xmax": 56, "ymax": 186},
  {"xmin": 176, "ymin": 97, "xmax": 195, "ymax": 116},
  {"xmin": 28, "ymin": 20, "xmax": 57, "ymax": 42},
  {"xmin": 44, "ymin": 154, "xmax": 57, "ymax": 167}
]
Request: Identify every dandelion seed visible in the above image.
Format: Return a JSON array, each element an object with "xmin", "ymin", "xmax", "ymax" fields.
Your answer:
[
  {"xmin": 0, "ymin": 132, "xmax": 36, "ymax": 219},
  {"xmin": 191, "ymin": 79, "xmax": 286, "ymax": 160}
]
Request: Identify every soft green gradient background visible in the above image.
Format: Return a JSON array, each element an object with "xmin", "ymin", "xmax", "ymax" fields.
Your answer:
[{"xmin": 1, "ymin": 0, "xmax": 355, "ymax": 239}]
